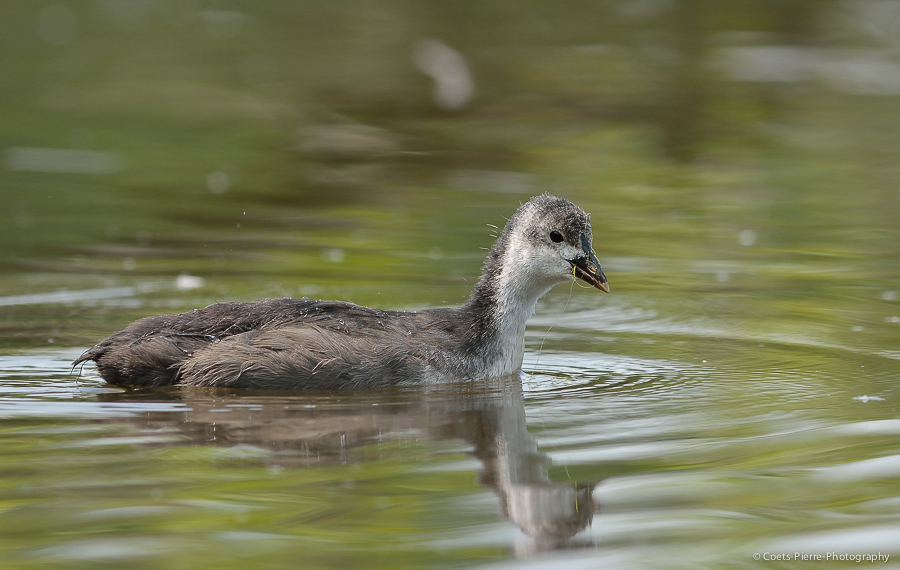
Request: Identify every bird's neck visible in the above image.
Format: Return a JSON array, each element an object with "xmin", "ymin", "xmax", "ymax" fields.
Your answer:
[{"xmin": 462, "ymin": 233, "xmax": 562, "ymax": 377}]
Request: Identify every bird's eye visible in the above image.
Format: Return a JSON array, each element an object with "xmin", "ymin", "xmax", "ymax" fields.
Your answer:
[{"xmin": 549, "ymin": 231, "xmax": 564, "ymax": 243}]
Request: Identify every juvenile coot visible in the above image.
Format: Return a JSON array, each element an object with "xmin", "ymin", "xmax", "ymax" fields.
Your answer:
[{"xmin": 74, "ymin": 194, "xmax": 609, "ymax": 389}]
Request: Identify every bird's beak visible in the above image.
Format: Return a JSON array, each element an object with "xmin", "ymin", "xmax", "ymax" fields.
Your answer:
[{"xmin": 571, "ymin": 234, "xmax": 610, "ymax": 293}]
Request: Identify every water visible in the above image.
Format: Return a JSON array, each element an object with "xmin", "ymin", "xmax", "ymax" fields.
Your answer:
[
  {"xmin": 1, "ymin": 277, "xmax": 899, "ymax": 568},
  {"xmin": 3, "ymin": 1, "xmax": 900, "ymax": 568}
]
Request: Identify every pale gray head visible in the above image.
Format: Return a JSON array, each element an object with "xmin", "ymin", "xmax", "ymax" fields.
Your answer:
[
  {"xmin": 490, "ymin": 194, "xmax": 608, "ymax": 301},
  {"xmin": 461, "ymin": 193, "xmax": 609, "ymax": 376}
]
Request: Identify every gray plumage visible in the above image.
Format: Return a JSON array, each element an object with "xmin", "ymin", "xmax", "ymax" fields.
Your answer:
[{"xmin": 74, "ymin": 194, "xmax": 609, "ymax": 389}]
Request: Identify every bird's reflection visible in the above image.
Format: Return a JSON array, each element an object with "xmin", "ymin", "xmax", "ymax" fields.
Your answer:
[{"xmin": 99, "ymin": 375, "xmax": 598, "ymax": 544}]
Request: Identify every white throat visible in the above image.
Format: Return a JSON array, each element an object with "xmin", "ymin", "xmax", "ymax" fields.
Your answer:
[{"xmin": 482, "ymin": 232, "xmax": 571, "ymax": 377}]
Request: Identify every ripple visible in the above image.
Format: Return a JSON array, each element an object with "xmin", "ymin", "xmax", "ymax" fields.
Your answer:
[
  {"xmin": 32, "ymin": 538, "xmax": 171, "ymax": 561},
  {"xmin": 0, "ymin": 348, "xmax": 88, "ymax": 374},
  {"xmin": 533, "ymin": 299, "xmax": 900, "ymax": 369},
  {"xmin": 767, "ymin": 524, "xmax": 900, "ymax": 556},
  {"xmin": 811, "ymin": 454, "xmax": 900, "ymax": 483},
  {"xmin": 548, "ymin": 440, "xmax": 699, "ymax": 465},
  {"xmin": 0, "ymin": 286, "xmax": 135, "ymax": 307},
  {"xmin": 0, "ymin": 398, "xmax": 190, "ymax": 420}
]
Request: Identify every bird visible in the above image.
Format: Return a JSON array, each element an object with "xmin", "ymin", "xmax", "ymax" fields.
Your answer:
[{"xmin": 74, "ymin": 194, "xmax": 609, "ymax": 390}]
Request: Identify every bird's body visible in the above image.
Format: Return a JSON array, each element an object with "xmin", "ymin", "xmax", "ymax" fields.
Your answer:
[
  {"xmin": 75, "ymin": 194, "xmax": 608, "ymax": 389},
  {"xmin": 78, "ymin": 299, "xmax": 492, "ymax": 389}
]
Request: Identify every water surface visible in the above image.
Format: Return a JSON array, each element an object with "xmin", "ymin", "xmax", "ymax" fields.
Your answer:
[{"xmin": 2, "ymin": 267, "xmax": 899, "ymax": 569}]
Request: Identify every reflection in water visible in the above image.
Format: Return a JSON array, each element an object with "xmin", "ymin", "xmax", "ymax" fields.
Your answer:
[{"xmin": 99, "ymin": 376, "xmax": 597, "ymax": 543}]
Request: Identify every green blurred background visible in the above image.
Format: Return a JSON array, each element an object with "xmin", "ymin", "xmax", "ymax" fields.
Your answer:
[{"xmin": 1, "ymin": 0, "xmax": 898, "ymax": 348}]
